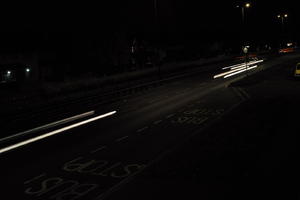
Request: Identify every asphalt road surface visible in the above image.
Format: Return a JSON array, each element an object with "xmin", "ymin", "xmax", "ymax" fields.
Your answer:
[{"xmin": 0, "ymin": 53, "xmax": 299, "ymax": 199}]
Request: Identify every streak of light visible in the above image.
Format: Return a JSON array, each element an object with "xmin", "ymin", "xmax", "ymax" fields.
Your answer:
[
  {"xmin": 224, "ymin": 65, "xmax": 257, "ymax": 78},
  {"xmin": 0, "ymin": 111, "xmax": 117, "ymax": 155}
]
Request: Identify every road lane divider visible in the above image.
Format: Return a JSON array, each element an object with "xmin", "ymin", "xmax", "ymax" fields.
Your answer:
[
  {"xmin": 90, "ymin": 146, "xmax": 107, "ymax": 154},
  {"xmin": 153, "ymin": 120, "xmax": 163, "ymax": 125},
  {"xmin": 0, "ymin": 111, "xmax": 117, "ymax": 155},
  {"xmin": 232, "ymin": 87, "xmax": 250, "ymax": 101},
  {"xmin": 237, "ymin": 87, "xmax": 251, "ymax": 99},
  {"xmin": 136, "ymin": 127, "xmax": 148, "ymax": 133},
  {"xmin": 115, "ymin": 136, "xmax": 129, "ymax": 143}
]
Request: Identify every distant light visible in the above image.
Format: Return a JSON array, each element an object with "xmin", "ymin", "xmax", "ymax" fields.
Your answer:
[
  {"xmin": 245, "ymin": 3, "xmax": 251, "ymax": 8},
  {"xmin": 284, "ymin": 14, "xmax": 288, "ymax": 18},
  {"xmin": 26, "ymin": 68, "xmax": 31, "ymax": 73},
  {"xmin": 7, "ymin": 71, "xmax": 11, "ymax": 75},
  {"xmin": 287, "ymin": 43, "xmax": 293, "ymax": 47},
  {"xmin": 277, "ymin": 15, "xmax": 281, "ymax": 18}
]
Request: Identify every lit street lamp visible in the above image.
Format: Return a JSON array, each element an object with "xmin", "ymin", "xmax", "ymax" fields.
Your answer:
[
  {"xmin": 236, "ymin": 2, "xmax": 251, "ymax": 76},
  {"xmin": 277, "ymin": 14, "xmax": 288, "ymax": 30},
  {"xmin": 237, "ymin": 2, "xmax": 251, "ymax": 25},
  {"xmin": 277, "ymin": 13, "xmax": 288, "ymax": 48}
]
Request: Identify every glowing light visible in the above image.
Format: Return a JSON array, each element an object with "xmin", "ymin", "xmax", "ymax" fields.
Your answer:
[
  {"xmin": 7, "ymin": 71, "xmax": 11, "ymax": 75},
  {"xmin": 284, "ymin": 14, "xmax": 288, "ymax": 18},
  {"xmin": 0, "ymin": 111, "xmax": 117, "ymax": 155},
  {"xmin": 26, "ymin": 68, "xmax": 31, "ymax": 73},
  {"xmin": 224, "ymin": 65, "xmax": 258, "ymax": 78},
  {"xmin": 245, "ymin": 3, "xmax": 251, "ymax": 8},
  {"xmin": 222, "ymin": 60, "xmax": 264, "ymax": 70},
  {"xmin": 214, "ymin": 66, "xmax": 247, "ymax": 79}
]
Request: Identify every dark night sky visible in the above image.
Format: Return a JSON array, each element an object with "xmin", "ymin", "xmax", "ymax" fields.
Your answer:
[{"xmin": 1, "ymin": 1, "xmax": 299, "ymax": 48}]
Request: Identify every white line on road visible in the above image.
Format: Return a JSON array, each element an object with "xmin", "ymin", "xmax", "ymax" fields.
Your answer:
[
  {"xmin": 137, "ymin": 127, "xmax": 148, "ymax": 133},
  {"xmin": 115, "ymin": 136, "xmax": 129, "ymax": 142},
  {"xmin": 153, "ymin": 120, "xmax": 163, "ymax": 125},
  {"xmin": 232, "ymin": 87, "xmax": 246, "ymax": 101},
  {"xmin": 24, "ymin": 174, "xmax": 46, "ymax": 184},
  {"xmin": 90, "ymin": 146, "xmax": 107, "ymax": 153},
  {"xmin": 0, "ymin": 111, "xmax": 117, "ymax": 155},
  {"xmin": 166, "ymin": 114, "xmax": 175, "ymax": 119},
  {"xmin": 238, "ymin": 87, "xmax": 251, "ymax": 99}
]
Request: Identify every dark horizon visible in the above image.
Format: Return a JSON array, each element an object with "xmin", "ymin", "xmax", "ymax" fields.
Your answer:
[{"xmin": 1, "ymin": 1, "xmax": 299, "ymax": 48}]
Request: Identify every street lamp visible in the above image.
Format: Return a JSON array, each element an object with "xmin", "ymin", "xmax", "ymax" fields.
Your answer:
[
  {"xmin": 237, "ymin": 2, "xmax": 251, "ymax": 76},
  {"xmin": 277, "ymin": 13, "xmax": 288, "ymax": 28},
  {"xmin": 237, "ymin": 3, "xmax": 251, "ymax": 24},
  {"xmin": 277, "ymin": 13, "xmax": 288, "ymax": 47}
]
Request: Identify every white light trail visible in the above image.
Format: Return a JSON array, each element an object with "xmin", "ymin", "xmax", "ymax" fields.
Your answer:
[
  {"xmin": 214, "ymin": 66, "xmax": 247, "ymax": 79},
  {"xmin": 213, "ymin": 59, "xmax": 264, "ymax": 79},
  {"xmin": 0, "ymin": 111, "xmax": 117, "ymax": 155},
  {"xmin": 0, "ymin": 111, "xmax": 95, "ymax": 143},
  {"xmin": 224, "ymin": 65, "xmax": 258, "ymax": 78},
  {"xmin": 222, "ymin": 60, "xmax": 264, "ymax": 70}
]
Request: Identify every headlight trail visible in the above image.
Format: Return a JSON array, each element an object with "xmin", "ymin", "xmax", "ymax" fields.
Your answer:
[
  {"xmin": 213, "ymin": 59, "xmax": 264, "ymax": 79},
  {"xmin": 0, "ymin": 111, "xmax": 117, "ymax": 155},
  {"xmin": 222, "ymin": 60, "xmax": 264, "ymax": 70},
  {"xmin": 214, "ymin": 66, "xmax": 247, "ymax": 79},
  {"xmin": 224, "ymin": 65, "xmax": 258, "ymax": 78}
]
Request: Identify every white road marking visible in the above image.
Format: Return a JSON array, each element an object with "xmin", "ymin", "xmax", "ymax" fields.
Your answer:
[
  {"xmin": 153, "ymin": 120, "xmax": 163, "ymax": 125},
  {"xmin": 24, "ymin": 174, "xmax": 46, "ymax": 184},
  {"xmin": 166, "ymin": 114, "xmax": 175, "ymax": 119},
  {"xmin": 115, "ymin": 136, "xmax": 129, "ymax": 142},
  {"xmin": 90, "ymin": 146, "xmax": 107, "ymax": 153},
  {"xmin": 137, "ymin": 127, "xmax": 148, "ymax": 133},
  {"xmin": 0, "ymin": 111, "xmax": 117, "ymax": 155},
  {"xmin": 232, "ymin": 87, "xmax": 246, "ymax": 101},
  {"xmin": 238, "ymin": 87, "xmax": 251, "ymax": 99}
]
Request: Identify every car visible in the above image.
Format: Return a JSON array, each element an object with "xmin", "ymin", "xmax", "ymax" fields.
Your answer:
[
  {"xmin": 294, "ymin": 63, "xmax": 300, "ymax": 77},
  {"xmin": 279, "ymin": 47, "xmax": 295, "ymax": 54}
]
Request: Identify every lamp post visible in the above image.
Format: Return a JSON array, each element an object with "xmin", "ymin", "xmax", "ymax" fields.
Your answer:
[
  {"xmin": 237, "ymin": 3, "xmax": 251, "ymax": 26},
  {"xmin": 154, "ymin": 0, "xmax": 161, "ymax": 79},
  {"xmin": 277, "ymin": 14, "xmax": 288, "ymax": 31},
  {"xmin": 237, "ymin": 3, "xmax": 251, "ymax": 76},
  {"xmin": 277, "ymin": 14, "xmax": 288, "ymax": 48}
]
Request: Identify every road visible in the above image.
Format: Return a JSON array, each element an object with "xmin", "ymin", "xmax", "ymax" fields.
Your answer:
[{"xmin": 0, "ymin": 53, "xmax": 299, "ymax": 199}]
